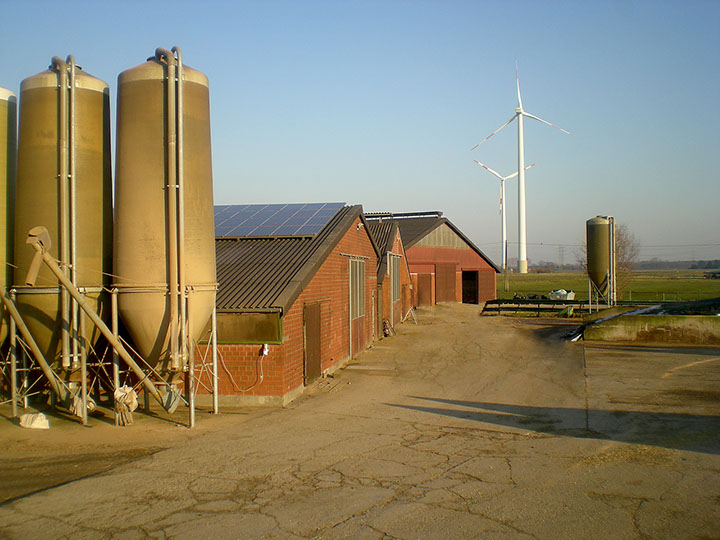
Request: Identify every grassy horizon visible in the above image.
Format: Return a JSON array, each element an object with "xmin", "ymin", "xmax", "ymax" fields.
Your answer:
[{"xmin": 496, "ymin": 270, "xmax": 720, "ymax": 303}]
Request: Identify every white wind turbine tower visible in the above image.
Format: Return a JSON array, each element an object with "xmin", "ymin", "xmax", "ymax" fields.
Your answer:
[
  {"xmin": 474, "ymin": 160, "xmax": 535, "ymax": 272},
  {"xmin": 473, "ymin": 66, "xmax": 570, "ymax": 273}
]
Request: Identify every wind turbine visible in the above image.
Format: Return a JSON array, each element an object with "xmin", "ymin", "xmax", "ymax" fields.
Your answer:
[
  {"xmin": 473, "ymin": 66, "xmax": 570, "ymax": 273},
  {"xmin": 474, "ymin": 160, "xmax": 535, "ymax": 272}
]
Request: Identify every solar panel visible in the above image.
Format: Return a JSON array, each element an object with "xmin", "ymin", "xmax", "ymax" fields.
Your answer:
[{"xmin": 214, "ymin": 202, "xmax": 345, "ymax": 238}]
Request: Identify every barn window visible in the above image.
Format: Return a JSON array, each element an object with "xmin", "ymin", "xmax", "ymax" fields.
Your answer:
[
  {"xmin": 350, "ymin": 259, "xmax": 365, "ymax": 320},
  {"xmin": 391, "ymin": 256, "xmax": 400, "ymax": 302}
]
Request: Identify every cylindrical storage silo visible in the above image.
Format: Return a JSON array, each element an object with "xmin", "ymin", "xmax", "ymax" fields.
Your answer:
[
  {"xmin": 0, "ymin": 86, "xmax": 17, "ymax": 343},
  {"xmin": 114, "ymin": 49, "xmax": 216, "ymax": 375},
  {"xmin": 586, "ymin": 217, "xmax": 610, "ymax": 294},
  {"xmin": 13, "ymin": 58, "xmax": 112, "ymax": 366}
]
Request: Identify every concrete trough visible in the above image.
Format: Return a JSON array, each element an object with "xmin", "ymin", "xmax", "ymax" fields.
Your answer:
[{"xmin": 583, "ymin": 314, "xmax": 720, "ymax": 345}]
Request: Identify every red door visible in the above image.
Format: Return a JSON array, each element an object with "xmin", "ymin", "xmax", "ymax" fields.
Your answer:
[
  {"xmin": 417, "ymin": 273, "xmax": 433, "ymax": 306},
  {"xmin": 435, "ymin": 264, "xmax": 457, "ymax": 303}
]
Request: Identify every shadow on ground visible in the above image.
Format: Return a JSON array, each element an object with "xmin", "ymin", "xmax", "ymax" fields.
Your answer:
[{"xmin": 389, "ymin": 397, "xmax": 720, "ymax": 455}]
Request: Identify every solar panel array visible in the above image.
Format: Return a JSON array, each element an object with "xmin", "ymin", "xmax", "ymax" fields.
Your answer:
[{"xmin": 214, "ymin": 202, "xmax": 345, "ymax": 238}]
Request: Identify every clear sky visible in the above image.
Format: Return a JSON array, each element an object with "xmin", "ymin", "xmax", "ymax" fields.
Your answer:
[{"xmin": 1, "ymin": 0, "xmax": 718, "ymax": 264}]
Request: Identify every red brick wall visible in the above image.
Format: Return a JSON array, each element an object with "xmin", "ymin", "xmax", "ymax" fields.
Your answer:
[
  {"xmin": 197, "ymin": 216, "xmax": 377, "ymax": 399},
  {"xmin": 380, "ymin": 229, "xmax": 412, "ymax": 330},
  {"xmin": 406, "ymin": 245, "xmax": 497, "ymax": 304}
]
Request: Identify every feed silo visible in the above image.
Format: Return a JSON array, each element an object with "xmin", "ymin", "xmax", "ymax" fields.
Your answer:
[
  {"xmin": 0, "ymin": 86, "xmax": 17, "ymax": 343},
  {"xmin": 586, "ymin": 216, "xmax": 616, "ymax": 305},
  {"xmin": 13, "ymin": 57, "xmax": 112, "ymax": 367},
  {"xmin": 114, "ymin": 47, "xmax": 216, "ymax": 376}
]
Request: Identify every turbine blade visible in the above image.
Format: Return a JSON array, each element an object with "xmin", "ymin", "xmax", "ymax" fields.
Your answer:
[
  {"xmin": 516, "ymin": 62, "xmax": 523, "ymax": 110},
  {"xmin": 471, "ymin": 114, "xmax": 517, "ymax": 150},
  {"xmin": 523, "ymin": 112, "xmax": 572, "ymax": 136},
  {"xmin": 505, "ymin": 163, "xmax": 534, "ymax": 180},
  {"xmin": 473, "ymin": 160, "xmax": 504, "ymax": 180}
]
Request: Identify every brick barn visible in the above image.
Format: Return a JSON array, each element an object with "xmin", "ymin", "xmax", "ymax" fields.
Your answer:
[
  {"xmin": 366, "ymin": 219, "xmax": 412, "ymax": 337},
  {"xmin": 203, "ymin": 203, "xmax": 379, "ymax": 406},
  {"xmin": 366, "ymin": 211, "xmax": 499, "ymax": 306}
]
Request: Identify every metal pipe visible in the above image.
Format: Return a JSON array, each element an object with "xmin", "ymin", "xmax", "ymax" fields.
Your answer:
[
  {"xmin": 28, "ymin": 239, "xmax": 166, "ymax": 408},
  {"xmin": 172, "ymin": 46, "xmax": 187, "ymax": 371},
  {"xmin": 80, "ymin": 310, "xmax": 88, "ymax": 425},
  {"xmin": 111, "ymin": 288, "xmax": 119, "ymax": 390},
  {"xmin": 52, "ymin": 56, "xmax": 71, "ymax": 369},
  {"xmin": 16, "ymin": 289, "xmax": 29, "ymax": 410},
  {"xmin": 158, "ymin": 49, "xmax": 180, "ymax": 371},
  {"xmin": 111, "ymin": 288, "xmax": 120, "ymax": 426},
  {"xmin": 211, "ymin": 305, "xmax": 218, "ymax": 415},
  {"xmin": 187, "ymin": 293, "xmax": 195, "ymax": 428},
  {"xmin": 1, "ymin": 284, "xmax": 63, "ymax": 400},
  {"xmin": 68, "ymin": 54, "xmax": 79, "ymax": 370},
  {"xmin": 10, "ymin": 302, "xmax": 17, "ymax": 418}
]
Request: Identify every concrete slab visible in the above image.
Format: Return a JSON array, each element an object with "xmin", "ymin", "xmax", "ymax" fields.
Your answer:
[{"xmin": 0, "ymin": 304, "xmax": 718, "ymax": 538}]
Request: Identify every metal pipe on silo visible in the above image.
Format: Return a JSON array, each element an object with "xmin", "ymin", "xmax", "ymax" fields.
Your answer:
[
  {"xmin": 69, "ymin": 55, "xmax": 80, "ymax": 371},
  {"xmin": 173, "ymin": 46, "xmax": 188, "ymax": 371},
  {"xmin": 155, "ymin": 48, "xmax": 181, "ymax": 372},
  {"xmin": 51, "ymin": 56, "xmax": 72, "ymax": 370}
]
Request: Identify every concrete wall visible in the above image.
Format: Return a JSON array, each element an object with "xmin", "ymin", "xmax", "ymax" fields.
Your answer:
[
  {"xmin": 584, "ymin": 315, "xmax": 720, "ymax": 344},
  {"xmin": 197, "ymin": 216, "xmax": 377, "ymax": 405}
]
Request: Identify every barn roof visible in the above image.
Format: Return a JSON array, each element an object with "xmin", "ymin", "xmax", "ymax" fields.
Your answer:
[
  {"xmin": 367, "ymin": 220, "xmax": 401, "ymax": 284},
  {"xmin": 367, "ymin": 220, "xmax": 396, "ymax": 254},
  {"xmin": 216, "ymin": 204, "xmax": 378, "ymax": 313},
  {"xmin": 365, "ymin": 211, "xmax": 500, "ymax": 273}
]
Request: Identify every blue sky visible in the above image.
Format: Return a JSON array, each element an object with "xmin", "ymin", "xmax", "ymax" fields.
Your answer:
[{"xmin": 1, "ymin": 0, "xmax": 718, "ymax": 264}]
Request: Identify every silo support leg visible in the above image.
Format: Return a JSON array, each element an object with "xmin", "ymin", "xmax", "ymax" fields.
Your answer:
[
  {"xmin": 9, "ymin": 312, "xmax": 18, "ymax": 418},
  {"xmin": 27, "ymin": 231, "xmax": 168, "ymax": 411},
  {"xmin": 0, "ymin": 285, "xmax": 64, "ymax": 403}
]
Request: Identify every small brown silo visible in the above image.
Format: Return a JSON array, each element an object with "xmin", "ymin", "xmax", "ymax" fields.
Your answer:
[
  {"xmin": 13, "ymin": 57, "xmax": 112, "ymax": 366},
  {"xmin": 0, "ymin": 86, "xmax": 17, "ymax": 343},
  {"xmin": 114, "ymin": 48, "xmax": 216, "ymax": 375}
]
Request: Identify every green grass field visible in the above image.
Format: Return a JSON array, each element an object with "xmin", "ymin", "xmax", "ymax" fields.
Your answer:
[{"xmin": 496, "ymin": 270, "xmax": 720, "ymax": 303}]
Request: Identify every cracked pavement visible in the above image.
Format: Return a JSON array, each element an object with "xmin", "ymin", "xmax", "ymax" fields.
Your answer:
[{"xmin": 1, "ymin": 303, "xmax": 719, "ymax": 538}]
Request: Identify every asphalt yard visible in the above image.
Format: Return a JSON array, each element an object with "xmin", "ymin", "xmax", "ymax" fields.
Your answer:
[{"xmin": 1, "ymin": 304, "xmax": 718, "ymax": 538}]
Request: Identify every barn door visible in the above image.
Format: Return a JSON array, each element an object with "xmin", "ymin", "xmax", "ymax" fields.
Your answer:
[
  {"xmin": 303, "ymin": 303, "xmax": 321, "ymax": 384},
  {"xmin": 435, "ymin": 264, "xmax": 456, "ymax": 303},
  {"xmin": 462, "ymin": 270, "xmax": 479, "ymax": 304},
  {"xmin": 417, "ymin": 273, "xmax": 433, "ymax": 306}
]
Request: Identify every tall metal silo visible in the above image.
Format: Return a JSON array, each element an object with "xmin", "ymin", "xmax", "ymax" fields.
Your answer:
[
  {"xmin": 586, "ymin": 215, "xmax": 616, "ymax": 306},
  {"xmin": 114, "ymin": 47, "xmax": 216, "ymax": 376},
  {"xmin": 0, "ymin": 86, "xmax": 17, "ymax": 343},
  {"xmin": 13, "ymin": 57, "xmax": 112, "ymax": 368}
]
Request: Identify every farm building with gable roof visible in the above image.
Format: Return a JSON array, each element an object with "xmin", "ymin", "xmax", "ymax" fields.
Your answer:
[
  {"xmin": 365, "ymin": 211, "xmax": 499, "ymax": 307},
  {"xmin": 200, "ymin": 203, "xmax": 379, "ymax": 406}
]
